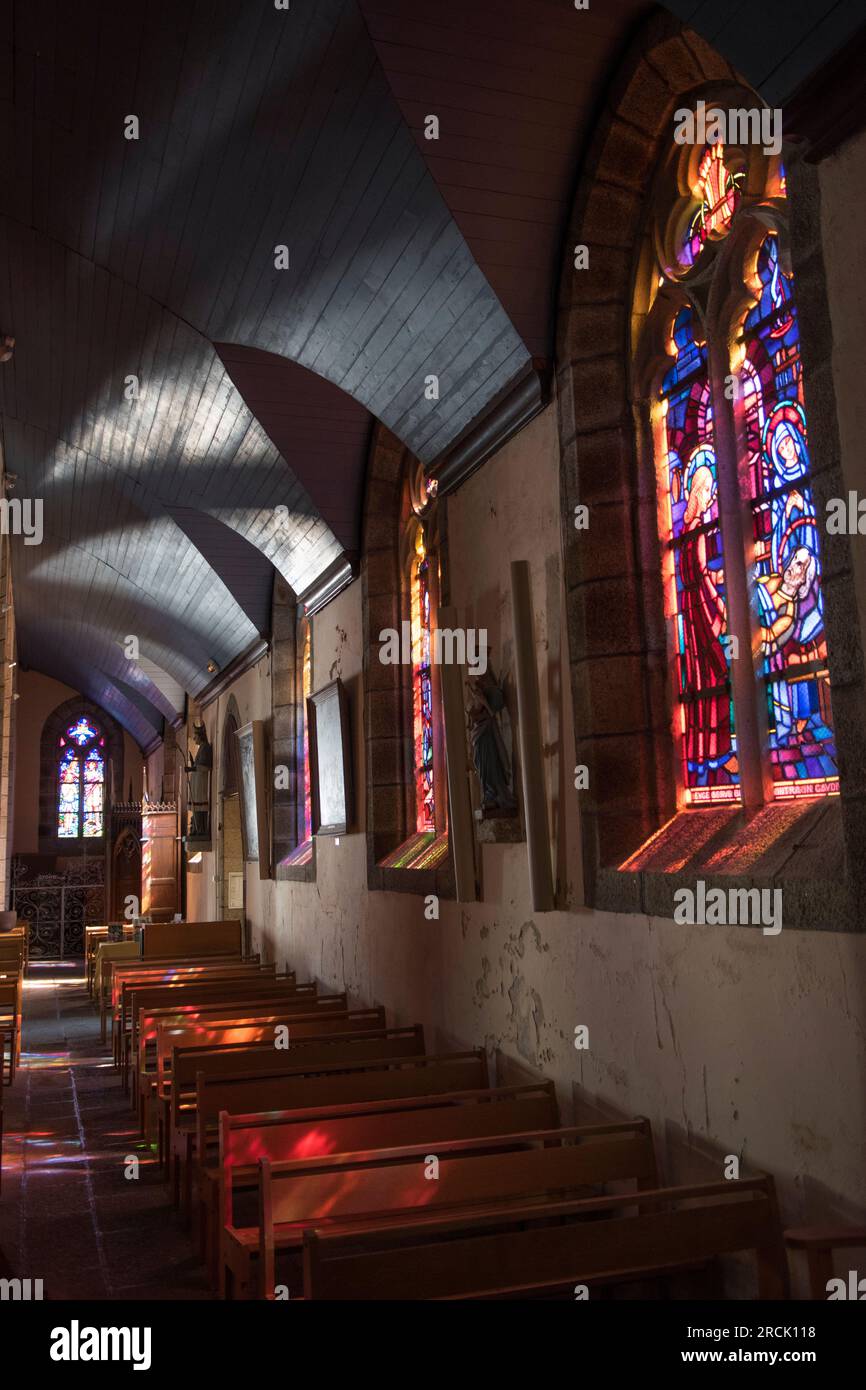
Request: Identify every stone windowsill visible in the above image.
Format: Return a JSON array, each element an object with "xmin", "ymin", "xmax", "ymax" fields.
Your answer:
[{"xmin": 593, "ymin": 796, "xmax": 858, "ymax": 931}]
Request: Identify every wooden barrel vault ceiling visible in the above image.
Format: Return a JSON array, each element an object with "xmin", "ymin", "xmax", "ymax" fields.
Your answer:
[{"xmin": 0, "ymin": 0, "xmax": 860, "ymax": 745}]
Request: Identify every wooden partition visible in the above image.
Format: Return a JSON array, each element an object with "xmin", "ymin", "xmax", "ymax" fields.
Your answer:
[{"xmin": 140, "ymin": 921, "xmax": 244, "ymax": 959}]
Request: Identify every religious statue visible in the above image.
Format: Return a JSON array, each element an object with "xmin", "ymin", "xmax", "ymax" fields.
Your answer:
[
  {"xmin": 465, "ymin": 665, "xmax": 517, "ymax": 817},
  {"xmin": 186, "ymin": 722, "xmax": 213, "ymax": 841}
]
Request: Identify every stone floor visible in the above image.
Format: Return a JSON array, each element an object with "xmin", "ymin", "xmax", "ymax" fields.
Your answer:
[{"xmin": 0, "ymin": 961, "xmax": 210, "ymax": 1300}]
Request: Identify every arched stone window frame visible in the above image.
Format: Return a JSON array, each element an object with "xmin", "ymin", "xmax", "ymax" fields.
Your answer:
[
  {"xmin": 221, "ymin": 700, "xmax": 240, "ymax": 798},
  {"xmin": 39, "ymin": 696, "xmax": 124, "ymax": 856},
  {"xmin": 271, "ymin": 579, "xmax": 316, "ymax": 883},
  {"xmin": 556, "ymin": 13, "xmax": 866, "ymax": 929},
  {"xmin": 363, "ymin": 425, "xmax": 453, "ymax": 897}
]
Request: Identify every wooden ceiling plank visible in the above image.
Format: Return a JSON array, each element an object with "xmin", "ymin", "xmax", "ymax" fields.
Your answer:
[{"xmin": 333, "ymin": 228, "xmax": 470, "ymax": 399}]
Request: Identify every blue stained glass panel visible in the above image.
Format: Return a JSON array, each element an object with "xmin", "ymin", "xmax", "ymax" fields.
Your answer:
[{"xmin": 743, "ymin": 234, "xmax": 837, "ymax": 798}]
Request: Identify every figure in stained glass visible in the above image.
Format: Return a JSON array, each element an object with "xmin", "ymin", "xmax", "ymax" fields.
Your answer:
[{"xmin": 660, "ymin": 304, "xmax": 739, "ymax": 802}]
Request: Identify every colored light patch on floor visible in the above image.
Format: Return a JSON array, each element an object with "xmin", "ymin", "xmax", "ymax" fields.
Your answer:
[{"xmin": 0, "ymin": 963, "xmax": 210, "ymax": 1300}]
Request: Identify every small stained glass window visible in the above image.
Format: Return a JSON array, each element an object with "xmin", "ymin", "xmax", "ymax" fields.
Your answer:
[
  {"xmin": 57, "ymin": 717, "xmax": 104, "ymax": 837},
  {"xmin": 411, "ymin": 528, "xmax": 435, "ymax": 832}
]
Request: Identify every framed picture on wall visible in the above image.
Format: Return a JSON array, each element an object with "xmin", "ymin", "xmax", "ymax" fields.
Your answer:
[
  {"xmin": 235, "ymin": 719, "xmax": 271, "ymax": 879},
  {"xmin": 308, "ymin": 679, "xmax": 353, "ymax": 836}
]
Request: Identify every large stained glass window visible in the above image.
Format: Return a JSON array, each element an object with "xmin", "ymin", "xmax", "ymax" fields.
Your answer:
[
  {"xmin": 649, "ymin": 134, "xmax": 836, "ymax": 808},
  {"xmin": 742, "ymin": 234, "xmax": 837, "ymax": 796},
  {"xmin": 57, "ymin": 717, "xmax": 105, "ymax": 837},
  {"xmin": 410, "ymin": 527, "xmax": 435, "ymax": 832},
  {"xmin": 301, "ymin": 619, "xmax": 313, "ymax": 843},
  {"xmin": 280, "ymin": 617, "xmax": 314, "ymax": 869},
  {"xmin": 377, "ymin": 472, "xmax": 449, "ymax": 874}
]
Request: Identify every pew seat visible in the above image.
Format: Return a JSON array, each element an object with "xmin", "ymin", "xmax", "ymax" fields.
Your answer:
[{"xmin": 302, "ymin": 1176, "xmax": 789, "ymax": 1301}]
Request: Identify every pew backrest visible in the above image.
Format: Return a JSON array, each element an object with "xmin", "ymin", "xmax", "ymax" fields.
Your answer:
[
  {"xmin": 107, "ymin": 954, "xmax": 246, "ymax": 1013},
  {"xmin": 136, "ymin": 988, "xmax": 320, "ymax": 1068},
  {"xmin": 193, "ymin": 1052, "xmax": 489, "ymax": 1156},
  {"xmin": 119, "ymin": 965, "xmax": 278, "ymax": 1033},
  {"xmin": 158, "ymin": 997, "xmax": 355, "ymax": 1098},
  {"xmin": 132, "ymin": 977, "xmax": 307, "ymax": 1041},
  {"xmin": 140, "ymin": 921, "xmax": 243, "ymax": 958}
]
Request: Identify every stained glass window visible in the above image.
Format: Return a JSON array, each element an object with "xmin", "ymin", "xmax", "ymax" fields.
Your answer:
[
  {"xmin": 57, "ymin": 718, "xmax": 105, "ymax": 837},
  {"xmin": 410, "ymin": 528, "xmax": 435, "ymax": 832},
  {"xmin": 680, "ymin": 144, "xmax": 744, "ymax": 268},
  {"xmin": 301, "ymin": 619, "xmax": 312, "ymax": 843},
  {"xmin": 741, "ymin": 234, "xmax": 838, "ymax": 797},
  {"xmin": 66, "ymin": 716, "xmax": 98, "ymax": 747},
  {"xmin": 661, "ymin": 305, "xmax": 739, "ymax": 803},
  {"xmin": 650, "ymin": 133, "xmax": 837, "ymax": 809}
]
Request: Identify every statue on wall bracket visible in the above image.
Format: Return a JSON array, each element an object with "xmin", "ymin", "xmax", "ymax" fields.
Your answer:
[
  {"xmin": 465, "ymin": 664, "xmax": 519, "ymax": 826},
  {"xmin": 185, "ymin": 720, "xmax": 213, "ymax": 849}
]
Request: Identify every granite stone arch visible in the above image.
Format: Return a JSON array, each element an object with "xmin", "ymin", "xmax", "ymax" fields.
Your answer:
[
  {"xmin": 555, "ymin": 11, "xmax": 866, "ymax": 928},
  {"xmin": 270, "ymin": 582, "xmax": 316, "ymax": 883}
]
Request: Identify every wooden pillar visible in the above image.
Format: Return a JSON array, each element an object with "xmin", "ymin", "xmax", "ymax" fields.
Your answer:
[
  {"xmin": 510, "ymin": 562, "xmax": 554, "ymax": 912},
  {"xmin": 437, "ymin": 605, "xmax": 477, "ymax": 902}
]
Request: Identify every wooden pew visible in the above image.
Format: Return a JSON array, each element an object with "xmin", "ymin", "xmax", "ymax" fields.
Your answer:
[
  {"xmin": 112, "ymin": 958, "xmax": 275, "ymax": 1041},
  {"xmin": 139, "ymin": 993, "xmax": 349, "ymax": 1141},
  {"xmin": 139, "ymin": 921, "xmax": 243, "ymax": 959},
  {"xmin": 152, "ymin": 1009, "xmax": 386, "ymax": 1175},
  {"xmin": 131, "ymin": 986, "xmax": 315, "ymax": 1104},
  {"xmin": 303, "ymin": 1176, "xmax": 789, "ymax": 1300},
  {"xmin": 86, "ymin": 925, "xmax": 134, "ymax": 995},
  {"xmin": 0, "ymin": 972, "xmax": 23, "ymax": 1083},
  {"xmin": 110, "ymin": 960, "xmax": 272, "ymax": 1056},
  {"xmin": 171, "ymin": 1025, "xmax": 426, "ymax": 1215},
  {"xmin": 142, "ymin": 1005, "xmax": 384, "ymax": 1119},
  {"xmin": 0, "ymin": 932, "xmax": 27, "ymax": 974},
  {"xmin": 100, "ymin": 954, "xmax": 245, "ymax": 1041},
  {"xmin": 253, "ymin": 1119, "xmax": 659, "ymax": 1299},
  {"xmin": 169, "ymin": 1050, "xmax": 488, "ymax": 1223},
  {"xmin": 785, "ymin": 1224, "xmax": 866, "ymax": 1298},
  {"xmin": 125, "ymin": 975, "xmax": 310, "ymax": 1096},
  {"xmin": 212, "ymin": 1080, "xmax": 558, "ymax": 1292},
  {"xmin": 93, "ymin": 941, "xmax": 139, "ymax": 1006},
  {"xmin": 104, "ymin": 943, "xmax": 264, "ymax": 1021},
  {"xmin": 156, "ymin": 1003, "xmax": 370, "ymax": 1167},
  {"xmin": 177, "ymin": 1023, "xmax": 424, "ymax": 1220}
]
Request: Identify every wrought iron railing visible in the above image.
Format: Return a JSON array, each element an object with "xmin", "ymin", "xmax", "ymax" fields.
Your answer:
[{"xmin": 11, "ymin": 860, "xmax": 105, "ymax": 959}]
